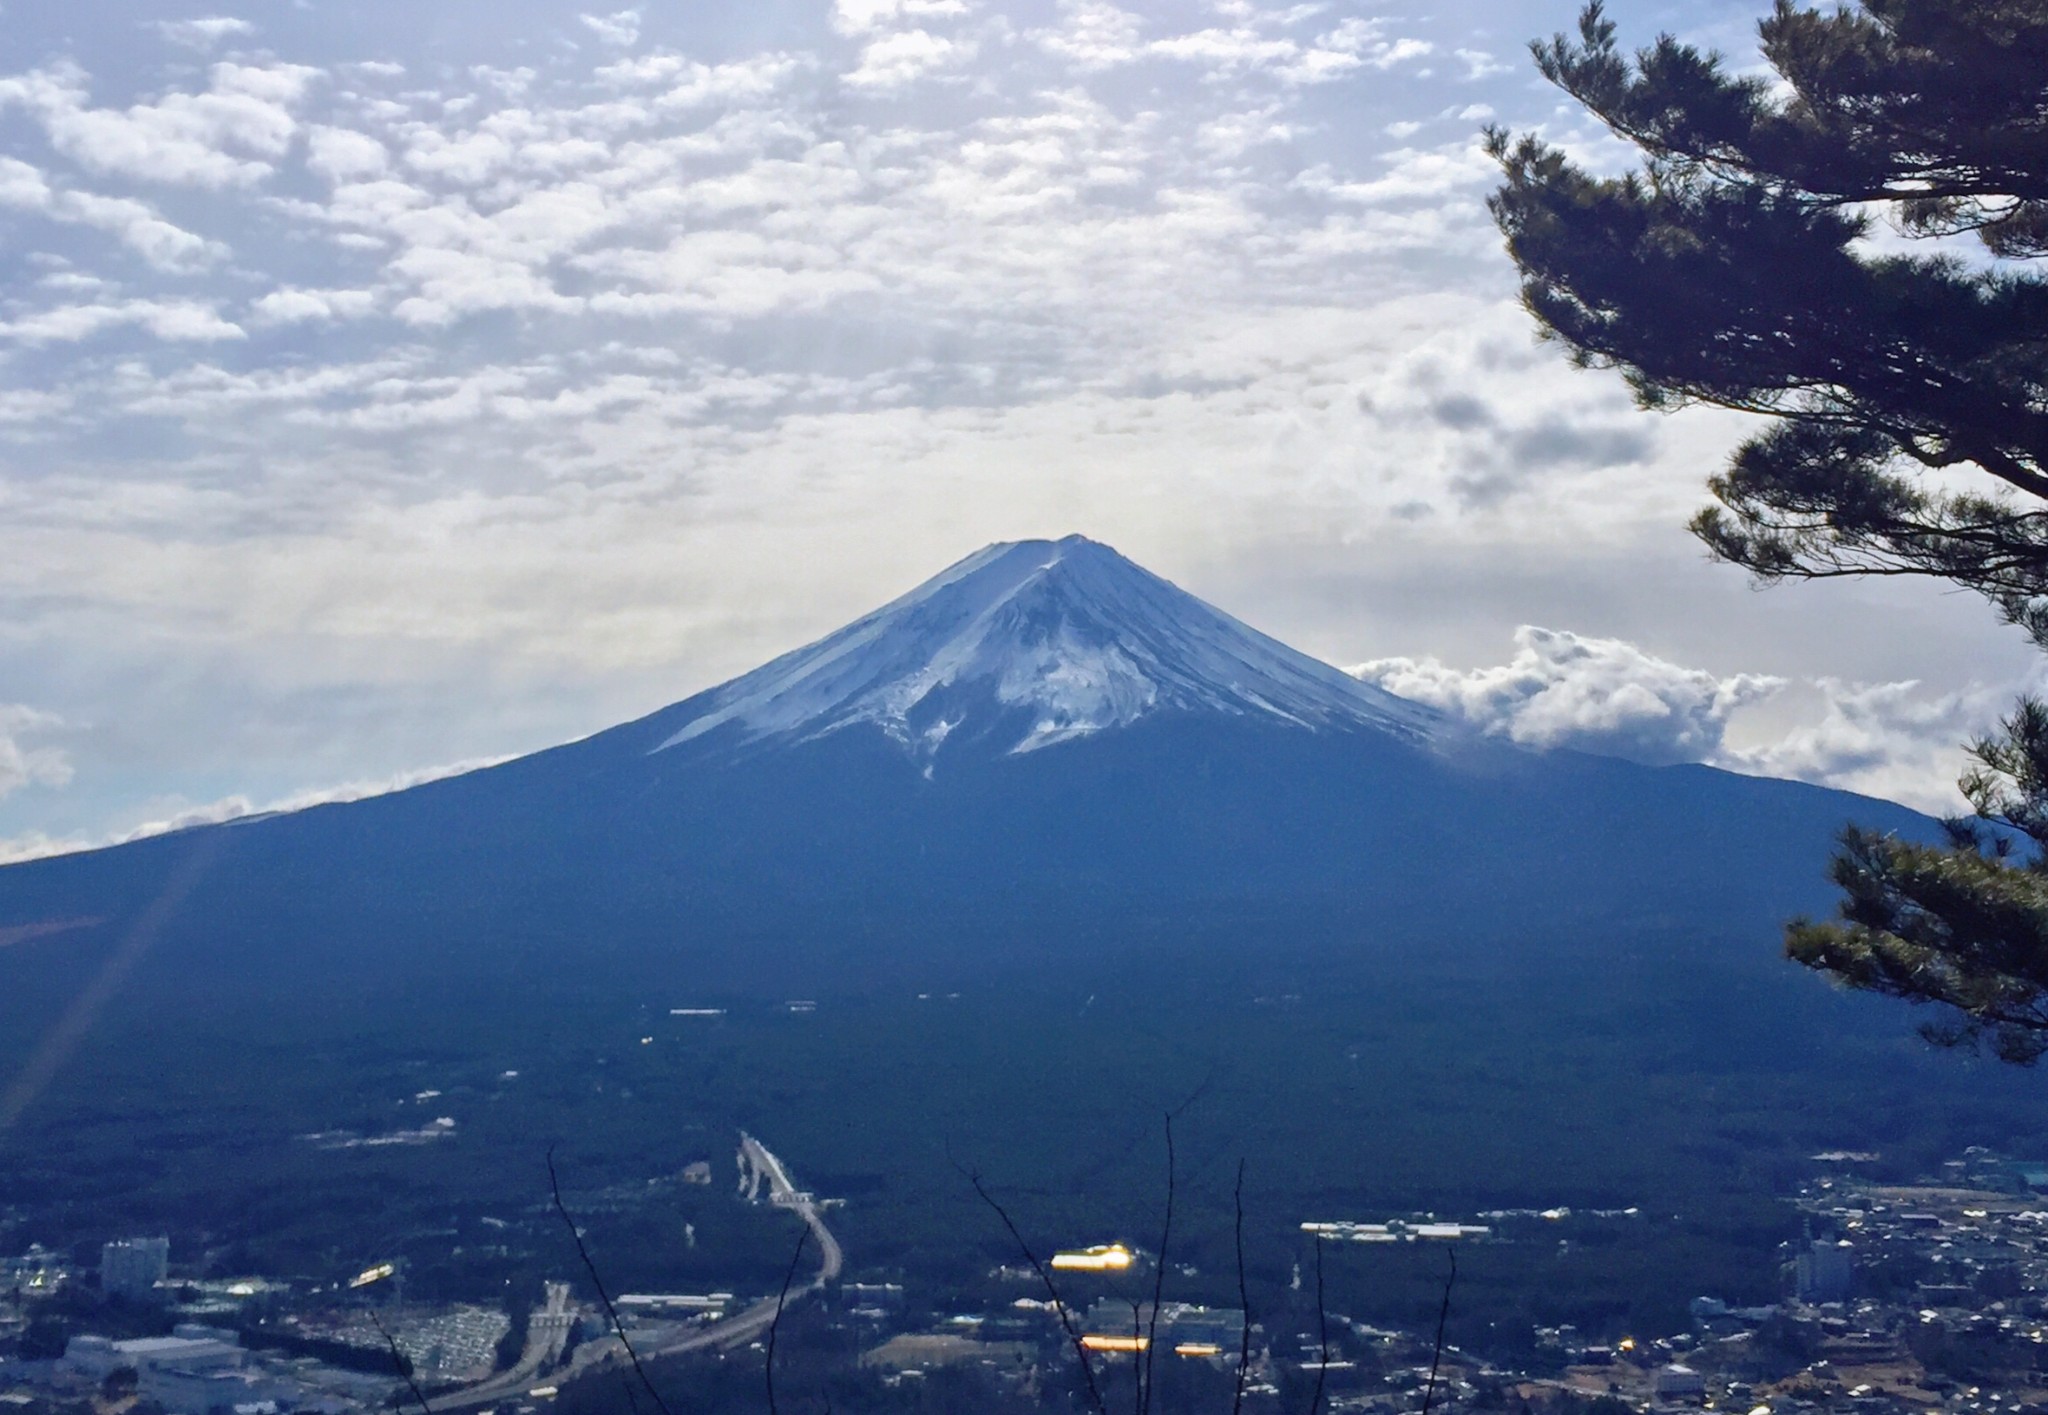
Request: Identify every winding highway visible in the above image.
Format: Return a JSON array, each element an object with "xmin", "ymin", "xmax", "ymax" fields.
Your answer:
[{"xmin": 432, "ymin": 1133, "xmax": 840, "ymax": 1410}]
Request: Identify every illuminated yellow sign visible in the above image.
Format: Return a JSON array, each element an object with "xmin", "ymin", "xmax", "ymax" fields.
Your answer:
[
  {"xmin": 1051, "ymin": 1244, "xmax": 1134, "ymax": 1272},
  {"xmin": 1081, "ymin": 1335, "xmax": 1149, "ymax": 1352},
  {"xmin": 1175, "ymin": 1343, "xmax": 1224, "ymax": 1358}
]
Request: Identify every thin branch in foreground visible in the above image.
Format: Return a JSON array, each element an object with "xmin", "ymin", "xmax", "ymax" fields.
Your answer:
[
  {"xmin": 1140, "ymin": 1111, "xmax": 1174, "ymax": 1415},
  {"xmin": 1128, "ymin": 1300, "xmax": 1144, "ymax": 1415},
  {"xmin": 1420, "ymin": 1247, "xmax": 1457, "ymax": 1415},
  {"xmin": 957, "ymin": 1159, "xmax": 1108, "ymax": 1415},
  {"xmin": 368, "ymin": 1307, "xmax": 434, "ymax": 1415},
  {"xmin": 545, "ymin": 1146, "xmax": 676, "ymax": 1415},
  {"xmin": 765, "ymin": 1221, "xmax": 810, "ymax": 1415},
  {"xmin": 1232, "ymin": 1159, "xmax": 1251, "ymax": 1415},
  {"xmin": 1309, "ymin": 1236, "xmax": 1328, "ymax": 1415}
]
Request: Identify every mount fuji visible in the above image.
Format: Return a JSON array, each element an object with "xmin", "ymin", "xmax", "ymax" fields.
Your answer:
[
  {"xmin": 4, "ymin": 535, "xmax": 2013, "ymax": 1312},
  {"xmin": 650, "ymin": 535, "xmax": 1440, "ymax": 761},
  {"xmin": 0, "ymin": 534, "xmax": 1929, "ymax": 998}
]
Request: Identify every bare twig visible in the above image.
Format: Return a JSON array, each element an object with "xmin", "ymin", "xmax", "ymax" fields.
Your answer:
[
  {"xmin": 1420, "ymin": 1247, "xmax": 1457, "ymax": 1415},
  {"xmin": 1232, "ymin": 1159, "xmax": 1251, "ymax": 1415},
  {"xmin": 765, "ymin": 1221, "xmax": 810, "ymax": 1415},
  {"xmin": 1141, "ymin": 1111, "xmax": 1174, "ymax": 1415},
  {"xmin": 1128, "ymin": 1300, "xmax": 1144, "ymax": 1415},
  {"xmin": 1309, "ymin": 1236, "xmax": 1328, "ymax": 1415},
  {"xmin": 957, "ymin": 1159, "xmax": 1108, "ymax": 1415},
  {"xmin": 545, "ymin": 1146, "xmax": 676, "ymax": 1415},
  {"xmin": 367, "ymin": 1308, "xmax": 434, "ymax": 1415}
]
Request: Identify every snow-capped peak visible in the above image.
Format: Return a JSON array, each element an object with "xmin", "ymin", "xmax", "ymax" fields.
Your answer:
[{"xmin": 653, "ymin": 535, "xmax": 1441, "ymax": 759}]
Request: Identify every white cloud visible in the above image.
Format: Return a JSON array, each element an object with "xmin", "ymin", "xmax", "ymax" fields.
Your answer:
[
  {"xmin": 153, "ymin": 17, "xmax": 256, "ymax": 51},
  {"xmin": 1353, "ymin": 627, "xmax": 1784, "ymax": 767},
  {"xmin": 250, "ymin": 286, "xmax": 378, "ymax": 323},
  {"xmin": 1350, "ymin": 627, "xmax": 2034, "ymax": 813},
  {"xmin": 0, "ymin": 60, "xmax": 319, "ymax": 188},
  {"xmin": 831, "ymin": 0, "xmax": 968, "ymax": 37},
  {"xmin": 1372, "ymin": 38, "xmax": 1436, "ymax": 69},
  {"xmin": 64, "ymin": 303, "xmax": 178, "ymax": 346},
  {"xmin": 594, "ymin": 51, "xmax": 803, "ymax": 108},
  {"xmin": 844, "ymin": 29, "xmax": 974, "ymax": 88},
  {"xmin": 121, "ymin": 755, "xmax": 515, "ymax": 838},
  {"xmin": 1149, "ymin": 28, "xmax": 1297, "ymax": 71},
  {"xmin": 0, "ymin": 389, "xmax": 72, "ymax": 424},
  {"xmin": 0, "ymin": 755, "xmax": 512, "ymax": 863},
  {"xmin": 1278, "ymin": 19, "xmax": 1432, "ymax": 84},
  {"xmin": 1197, "ymin": 106, "xmax": 1294, "ymax": 158},
  {"xmin": 0, "ymin": 298, "xmax": 245, "ymax": 343},
  {"xmin": 305, "ymin": 125, "xmax": 389, "ymax": 181},
  {"xmin": 1298, "ymin": 140, "xmax": 1494, "ymax": 206},
  {"xmin": 1453, "ymin": 48, "xmax": 1513, "ymax": 81},
  {"xmin": 580, "ymin": 10, "xmax": 642, "ymax": 47},
  {"xmin": 0, "ymin": 830, "xmax": 91, "ymax": 866},
  {"xmin": 1126, "ymin": 15, "xmax": 1434, "ymax": 86},
  {"xmin": 1727, "ymin": 679, "xmax": 2009, "ymax": 813},
  {"xmin": 0, "ymin": 706, "xmax": 73, "ymax": 802},
  {"xmin": 0, "ymin": 157, "xmax": 221, "ymax": 270},
  {"xmin": 1033, "ymin": 0, "xmax": 1143, "ymax": 69}
]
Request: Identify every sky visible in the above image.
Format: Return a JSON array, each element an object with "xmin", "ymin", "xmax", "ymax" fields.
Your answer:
[{"xmin": 0, "ymin": 0, "xmax": 2038, "ymax": 859}]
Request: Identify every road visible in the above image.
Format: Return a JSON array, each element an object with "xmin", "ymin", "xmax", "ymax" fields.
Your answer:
[
  {"xmin": 430, "ymin": 1281, "xmax": 573, "ymax": 1410},
  {"xmin": 734, "ymin": 1131, "xmax": 844, "ymax": 1289},
  {"xmin": 431, "ymin": 1134, "xmax": 840, "ymax": 1410}
]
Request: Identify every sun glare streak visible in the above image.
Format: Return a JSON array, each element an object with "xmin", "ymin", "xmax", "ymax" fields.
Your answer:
[{"xmin": 0, "ymin": 838, "xmax": 217, "ymax": 1133}]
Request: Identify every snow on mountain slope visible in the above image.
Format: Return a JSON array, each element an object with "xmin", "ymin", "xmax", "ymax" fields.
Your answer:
[{"xmin": 655, "ymin": 535, "xmax": 1442, "ymax": 759}]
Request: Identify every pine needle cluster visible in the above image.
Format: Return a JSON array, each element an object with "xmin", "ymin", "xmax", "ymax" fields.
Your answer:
[{"xmin": 1488, "ymin": 0, "xmax": 2048, "ymax": 1057}]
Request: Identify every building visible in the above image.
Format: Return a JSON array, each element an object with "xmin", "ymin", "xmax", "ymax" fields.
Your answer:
[
  {"xmin": 1653, "ymin": 1364, "xmax": 1706, "ymax": 1403},
  {"xmin": 62, "ymin": 1327, "xmax": 245, "ymax": 1382},
  {"xmin": 3, "ymin": 1244, "xmax": 66, "ymax": 1295},
  {"xmin": 58, "ymin": 1325, "xmax": 310, "ymax": 1415},
  {"xmin": 101, "ymin": 1238, "xmax": 169, "ymax": 1303},
  {"xmin": 1795, "ymin": 1239, "xmax": 1854, "ymax": 1303},
  {"xmin": 1077, "ymin": 1301, "xmax": 1245, "ymax": 1358}
]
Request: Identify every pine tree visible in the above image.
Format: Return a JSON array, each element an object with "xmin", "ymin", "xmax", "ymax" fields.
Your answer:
[{"xmin": 1488, "ymin": 0, "xmax": 2048, "ymax": 1059}]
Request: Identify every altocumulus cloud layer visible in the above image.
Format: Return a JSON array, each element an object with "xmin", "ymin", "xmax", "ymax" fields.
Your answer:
[{"xmin": 0, "ymin": 0, "xmax": 2035, "ymax": 849}]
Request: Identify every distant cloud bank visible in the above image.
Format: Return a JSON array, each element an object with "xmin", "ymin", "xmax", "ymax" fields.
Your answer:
[
  {"xmin": 1353, "ymin": 627, "xmax": 2017, "ymax": 813},
  {"xmin": 0, "ymin": 754, "xmax": 513, "ymax": 865},
  {"xmin": 1354, "ymin": 626, "xmax": 1780, "ymax": 767}
]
